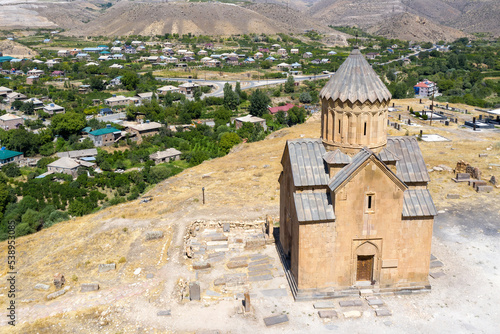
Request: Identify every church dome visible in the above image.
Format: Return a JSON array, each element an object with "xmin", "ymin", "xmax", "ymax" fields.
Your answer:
[{"xmin": 319, "ymin": 47, "xmax": 391, "ymax": 104}]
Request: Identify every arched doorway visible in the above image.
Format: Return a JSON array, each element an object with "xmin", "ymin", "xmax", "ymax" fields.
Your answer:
[{"xmin": 354, "ymin": 241, "xmax": 379, "ymax": 284}]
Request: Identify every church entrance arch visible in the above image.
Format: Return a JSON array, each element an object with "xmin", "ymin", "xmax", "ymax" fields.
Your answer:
[{"xmin": 352, "ymin": 240, "xmax": 381, "ymax": 285}]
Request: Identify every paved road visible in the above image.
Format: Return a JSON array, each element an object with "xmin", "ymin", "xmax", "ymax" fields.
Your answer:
[
  {"xmin": 157, "ymin": 74, "xmax": 332, "ymax": 98},
  {"xmin": 377, "ymin": 48, "xmax": 435, "ymax": 66}
]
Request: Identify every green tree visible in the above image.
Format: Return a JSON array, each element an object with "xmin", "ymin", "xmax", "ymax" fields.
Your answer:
[
  {"xmin": 51, "ymin": 112, "xmax": 86, "ymax": 138},
  {"xmin": 223, "ymin": 83, "xmax": 239, "ymax": 110},
  {"xmin": 248, "ymin": 89, "xmax": 270, "ymax": 117},
  {"xmin": 214, "ymin": 107, "xmax": 232, "ymax": 128},
  {"xmin": 260, "ymin": 60, "xmax": 272, "ymax": 69},
  {"xmin": 2, "ymin": 163, "xmax": 21, "ymax": 178},
  {"xmin": 235, "ymin": 81, "xmax": 242, "ymax": 98},
  {"xmin": 299, "ymin": 92, "xmax": 312, "ymax": 104},
  {"xmin": 20, "ymin": 101, "xmax": 35, "ymax": 115},
  {"xmin": 284, "ymin": 75, "xmax": 295, "ymax": 93},
  {"xmin": 219, "ymin": 132, "xmax": 241, "ymax": 154},
  {"xmin": 90, "ymin": 76, "xmax": 106, "ymax": 91},
  {"xmin": 121, "ymin": 71, "xmax": 140, "ymax": 91},
  {"xmin": 275, "ymin": 110, "xmax": 286, "ymax": 125},
  {"xmin": 287, "ymin": 106, "xmax": 306, "ymax": 126}
]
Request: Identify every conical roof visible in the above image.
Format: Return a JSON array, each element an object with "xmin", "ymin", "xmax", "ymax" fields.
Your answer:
[{"xmin": 320, "ymin": 48, "xmax": 391, "ymax": 104}]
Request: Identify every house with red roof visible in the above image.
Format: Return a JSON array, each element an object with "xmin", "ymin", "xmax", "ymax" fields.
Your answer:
[
  {"xmin": 414, "ymin": 79, "xmax": 438, "ymax": 97},
  {"xmin": 268, "ymin": 103, "xmax": 296, "ymax": 115}
]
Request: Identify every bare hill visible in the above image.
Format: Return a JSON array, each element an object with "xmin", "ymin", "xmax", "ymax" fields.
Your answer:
[
  {"xmin": 366, "ymin": 12, "xmax": 469, "ymax": 43},
  {"xmin": 72, "ymin": 2, "xmax": 332, "ymax": 37},
  {"xmin": 308, "ymin": 0, "xmax": 500, "ymax": 37},
  {"xmin": 0, "ymin": 39, "xmax": 38, "ymax": 58}
]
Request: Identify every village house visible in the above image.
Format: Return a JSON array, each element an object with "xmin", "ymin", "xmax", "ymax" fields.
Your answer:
[
  {"xmin": 0, "ymin": 113, "xmax": 24, "ymax": 130},
  {"xmin": 277, "ymin": 63, "xmax": 291, "ymax": 71},
  {"xmin": 254, "ymin": 52, "xmax": 264, "ymax": 59},
  {"xmin": 234, "ymin": 115, "xmax": 267, "ymax": 131},
  {"xmin": 111, "ymin": 46, "xmax": 122, "ymax": 53},
  {"xmin": 303, "ymin": 52, "xmax": 313, "ymax": 58},
  {"xmin": 43, "ymin": 103, "xmax": 65, "ymax": 115},
  {"xmin": 290, "ymin": 48, "xmax": 299, "ymax": 54},
  {"xmin": 149, "ymin": 148, "xmax": 182, "ymax": 164},
  {"xmin": 163, "ymin": 56, "xmax": 179, "ymax": 64},
  {"xmin": 57, "ymin": 148, "xmax": 98, "ymax": 159},
  {"xmin": 279, "ymin": 47, "xmax": 436, "ymax": 299},
  {"xmin": 277, "ymin": 48, "xmax": 288, "ymax": 57},
  {"xmin": 157, "ymin": 85, "xmax": 180, "ymax": 95},
  {"xmin": 6, "ymin": 92, "xmax": 27, "ymax": 102},
  {"xmin": 268, "ymin": 103, "xmax": 296, "ymax": 115},
  {"xmin": 178, "ymin": 82, "xmax": 199, "ymax": 95},
  {"xmin": 0, "ymin": 86, "xmax": 13, "ymax": 97},
  {"xmin": 271, "ymin": 44, "xmax": 281, "ymax": 49},
  {"xmin": 109, "ymin": 63, "xmax": 123, "ymax": 69},
  {"xmin": 47, "ymin": 157, "xmax": 81, "ymax": 178},
  {"xmin": 136, "ymin": 92, "xmax": 153, "ymax": 102},
  {"xmin": 104, "ymin": 95, "xmax": 130, "ymax": 107},
  {"xmin": 205, "ymin": 59, "xmax": 221, "ymax": 68},
  {"xmin": 124, "ymin": 120, "xmax": 162, "ymax": 143},
  {"xmin": 27, "ymin": 69, "xmax": 44, "ymax": 76},
  {"xmin": 57, "ymin": 50, "xmax": 70, "ymax": 57},
  {"xmin": 26, "ymin": 76, "xmax": 39, "ymax": 85},
  {"xmin": 24, "ymin": 97, "xmax": 44, "ymax": 110},
  {"xmin": 197, "ymin": 50, "xmax": 208, "ymax": 56},
  {"xmin": 0, "ymin": 148, "xmax": 23, "ymax": 166},
  {"xmin": 327, "ymin": 51, "xmax": 337, "ymax": 56},
  {"xmin": 109, "ymin": 76, "xmax": 122, "ymax": 86},
  {"xmin": 225, "ymin": 57, "xmax": 239, "ymax": 66},
  {"xmin": 414, "ymin": 79, "xmax": 438, "ymax": 97},
  {"xmin": 46, "ymin": 59, "xmax": 59, "ymax": 68},
  {"xmin": 69, "ymin": 48, "xmax": 81, "ymax": 56},
  {"xmin": 88, "ymin": 126, "xmax": 121, "ymax": 147},
  {"xmin": 124, "ymin": 46, "xmax": 137, "ymax": 54},
  {"xmin": 51, "ymin": 70, "xmax": 64, "ymax": 77},
  {"xmin": 366, "ymin": 52, "xmax": 380, "ymax": 60},
  {"xmin": 76, "ymin": 53, "xmax": 90, "ymax": 60}
]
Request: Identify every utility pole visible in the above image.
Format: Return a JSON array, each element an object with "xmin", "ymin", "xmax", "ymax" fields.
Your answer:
[{"xmin": 430, "ymin": 90, "xmax": 435, "ymax": 127}]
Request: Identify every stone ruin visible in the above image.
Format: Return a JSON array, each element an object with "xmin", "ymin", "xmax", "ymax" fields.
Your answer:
[{"xmin": 454, "ymin": 160, "xmax": 481, "ymax": 180}]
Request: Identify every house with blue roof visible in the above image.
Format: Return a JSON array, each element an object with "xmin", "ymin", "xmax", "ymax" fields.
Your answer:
[
  {"xmin": 88, "ymin": 125, "xmax": 121, "ymax": 147},
  {"xmin": 0, "ymin": 148, "xmax": 23, "ymax": 166}
]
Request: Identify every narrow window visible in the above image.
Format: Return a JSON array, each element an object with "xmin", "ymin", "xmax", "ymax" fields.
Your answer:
[
  {"xmin": 366, "ymin": 193, "xmax": 375, "ymax": 212},
  {"xmin": 364, "ymin": 122, "xmax": 367, "ymax": 136},
  {"xmin": 338, "ymin": 120, "xmax": 341, "ymax": 133}
]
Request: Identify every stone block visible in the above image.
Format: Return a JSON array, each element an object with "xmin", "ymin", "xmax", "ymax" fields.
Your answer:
[
  {"xmin": 47, "ymin": 286, "xmax": 70, "ymax": 300},
  {"xmin": 430, "ymin": 272, "xmax": 446, "ymax": 279},
  {"xmin": 193, "ymin": 262, "xmax": 211, "ymax": 270},
  {"xmin": 146, "ymin": 274, "xmax": 154, "ymax": 279},
  {"xmin": 223, "ymin": 223, "xmax": 230, "ymax": 232},
  {"xmin": 477, "ymin": 185, "xmax": 493, "ymax": 193},
  {"xmin": 80, "ymin": 283, "xmax": 99, "ymax": 292},
  {"xmin": 98, "ymin": 263, "xmax": 116, "ymax": 273},
  {"xmin": 367, "ymin": 299, "xmax": 384, "ymax": 306},
  {"xmin": 446, "ymin": 194, "xmax": 460, "ymax": 199},
  {"xmin": 343, "ymin": 310, "xmax": 362, "ymax": 318},
  {"xmin": 263, "ymin": 314, "xmax": 289, "ymax": 327},
  {"xmin": 339, "ymin": 300, "xmax": 363, "ymax": 307},
  {"xmin": 248, "ymin": 264, "xmax": 272, "ymax": 272},
  {"xmin": 375, "ymin": 309, "xmax": 392, "ymax": 317},
  {"xmin": 249, "ymin": 274, "xmax": 273, "ymax": 282},
  {"xmin": 34, "ymin": 283, "xmax": 50, "ymax": 291},
  {"xmin": 359, "ymin": 289, "xmax": 373, "ymax": 296},
  {"xmin": 318, "ymin": 310, "xmax": 338, "ymax": 319},
  {"xmin": 430, "ymin": 261, "xmax": 444, "ymax": 268},
  {"xmin": 245, "ymin": 239, "xmax": 265, "ymax": 249},
  {"xmin": 314, "ymin": 301, "xmax": 336, "ymax": 309},
  {"xmin": 214, "ymin": 278, "xmax": 226, "ymax": 286},
  {"xmin": 145, "ymin": 230, "xmax": 164, "ymax": 240},
  {"xmin": 226, "ymin": 261, "xmax": 248, "ymax": 269},
  {"xmin": 478, "ymin": 154, "xmax": 488, "ymax": 158},
  {"xmin": 157, "ymin": 310, "xmax": 171, "ymax": 316},
  {"xmin": 248, "ymin": 270, "xmax": 271, "ymax": 277},
  {"xmin": 189, "ymin": 282, "xmax": 200, "ymax": 301}
]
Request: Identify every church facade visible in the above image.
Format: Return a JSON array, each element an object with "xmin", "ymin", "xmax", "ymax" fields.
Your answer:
[{"xmin": 279, "ymin": 48, "xmax": 436, "ymax": 298}]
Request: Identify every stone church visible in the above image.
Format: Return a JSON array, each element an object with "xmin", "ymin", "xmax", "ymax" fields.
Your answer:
[{"xmin": 279, "ymin": 47, "xmax": 436, "ymax": 299}]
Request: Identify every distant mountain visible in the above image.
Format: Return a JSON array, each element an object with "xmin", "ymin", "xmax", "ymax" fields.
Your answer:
[{"xmin": 366, "ymin": 12, "xmax": 469, "ymax": 43}]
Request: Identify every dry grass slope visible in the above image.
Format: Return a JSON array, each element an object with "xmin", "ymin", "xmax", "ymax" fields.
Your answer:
[{"xmin": 366, "ymin": 12, "xmax": 469, "ymax": 43}]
